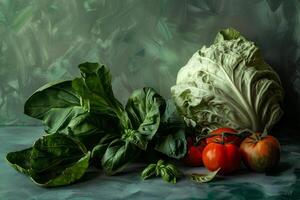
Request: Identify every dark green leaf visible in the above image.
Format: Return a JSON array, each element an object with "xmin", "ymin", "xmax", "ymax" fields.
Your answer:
[
  {"xmin": 141, "ymin": 163, "xmax": 156, "ymax": 180},
  {"xmin": 101, "ymin": 139, "xmax": 141, "ymax": 175},
  {"xmin": 124, "ymin": 87, "xmax": 166, "ymax": 149},
  {"xmin": 6, "ymin": 134, "xmax": 91, "ymax": 187},
  {"xmin": 267, "ymin": 0, "xmax": 283, "ymax": 12},
  {"xmin": 91, "ymin": 134, "xmax": 119, "ymax": 168},
  {"xmin": 122, "ymin": 129, "xmax": 148, "ymax": 150},
  {"xmin": 32, "ymin": 152, "xmax": 90, "ymax": 187},
  {"xmin": 189, "ymin": 168, "xmax": 220, "ymax": 183},
  {"xmin": 154, "ymin": 100, "xmax": 187, "ymax": 159},
  {"xmin": 72, "ymin": 62, "xmax": 124, "ymax": 118},
  {"xmin": 154, "ymin": 128, "xmax": 187, "ymax": 159},
  {"xmin": 24, "ymin": 80, "xmax": 105, "ymax": 149},
  {"xmin": 24, "ymin": 80, "xmax": 89, "ymax": 133},
  {"xmin": 6, "ymin": 147, "xmax": 32, "ymax": 175},
  {"xmin": 159, "ymin": 100, "xmax": 184, "ymax": 130}
]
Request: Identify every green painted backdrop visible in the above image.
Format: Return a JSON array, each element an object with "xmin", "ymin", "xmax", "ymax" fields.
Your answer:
[{"xmin": 1, "ymin": 0, "xmax": 300, "ymax": 129}]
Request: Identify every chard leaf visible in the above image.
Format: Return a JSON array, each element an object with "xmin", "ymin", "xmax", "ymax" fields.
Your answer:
[
  {"xmin": 171, "ymin": 28, "xmax": 283, "ymax": 133},
  {"xmin": 101, "ymin": 139, "xmax": 140, "ymax": 175},
  {"xmin": 124, "ymin": 87, "xmax": 166, "ymax": 150},
  {"xmin": 6, "ymin": 134, "xmax": 91, "ymax": 187},
  {"xmin": 6, "ymin": 147, "xmax": 32, "ymax": 175},
  {"xmin": 189, "ymin": 168, "xmax": 220, "ymax": 183}
]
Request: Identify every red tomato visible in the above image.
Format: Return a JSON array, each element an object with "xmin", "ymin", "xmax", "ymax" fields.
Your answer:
[
  {"xmin": 240, "ymin": 133, "xmax": 280, "ymax": 172},
  {"xmin": 202, "ymin": 142, "xmax": 241, "ymax": 174},
  {"xmin": 183, "ymin": 138, "xmax": 206, "ymax": 167},
  {"xmin": 206, "ymin": 127, "xmax": 241, "ymax": 146}
]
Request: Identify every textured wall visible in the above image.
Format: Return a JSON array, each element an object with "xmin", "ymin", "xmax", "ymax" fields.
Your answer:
[{"xmin": 0, "ymin": 0, "xmax": 299, "ymax": 128}]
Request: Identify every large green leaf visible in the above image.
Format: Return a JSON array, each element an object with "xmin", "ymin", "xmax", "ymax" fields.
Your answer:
[
  {"xmin": 123, "ymin": 87, "xmax": 166, "ymax": 150},
  {"xmin": 24, "ymin": 80, "xmax": 88, "ymax": 134},
  {"xmin": 101, "ymin": 138, "xmax": 140, "ymax": 175},
  {"xmin": 6, "ymin": 134, "xmax": 91, "ymax": 187},
  {"xmin": 24, "ymin": 79, "xmax": 117, "ymax": 149},
  {"xmin": 72, "ymin": 62, "xmax": 125, "ymax": 119},
  {"xmin": 171, "ymin": 28, "xmax": 283, "ymax": 133}
]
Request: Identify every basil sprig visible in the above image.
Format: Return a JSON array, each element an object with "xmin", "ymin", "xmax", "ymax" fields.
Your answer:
[{"xmin": 141, "ymin": 159, "xmax": 182, "ymax": 184}]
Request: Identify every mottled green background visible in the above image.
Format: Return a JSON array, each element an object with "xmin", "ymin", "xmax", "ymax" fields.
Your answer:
[{"xmin": 1, "ymin": 0, "xmax": 300, "ymax": 129}]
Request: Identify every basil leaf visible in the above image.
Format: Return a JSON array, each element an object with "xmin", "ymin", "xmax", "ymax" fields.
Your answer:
[
  {"xmin": 141, "ymin": 163, "xmax": 156, "ymax": 180},
  {"xmin": 124, "ymin": 87, "xmax": 166, "ymax": 150},
  {"xmin": 6, "ymin": 147, "xmax": 32, "ymax": 175},
  {"xmin": 6, "ymin": 134, "xmax": 91, "ymax": 187},
  {"xmin": 91, "ymin": 134, "xmax": 119, "ymax": 168},
  {"xmin": 101, "ymin": 139, "xmax": 141, "ymax": 175},
  {"xmin": 159, "ymin": 162, "xmax": 181, "ymax": 184},
  {"xmin": 189, "ymin": 168, "xmax": 220, "ymax": 183}
]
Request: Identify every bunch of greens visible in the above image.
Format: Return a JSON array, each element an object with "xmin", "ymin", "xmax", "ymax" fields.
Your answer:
[
  {"xmin": 171, "ymin": 28, "xmax": 284, "ymax": 134},
  {"xmin": 6, "ymin": 62, "xmax": 187, "ymax": 187}
]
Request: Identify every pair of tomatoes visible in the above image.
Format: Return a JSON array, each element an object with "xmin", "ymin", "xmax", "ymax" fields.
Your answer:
[{"xmin": 183, "ymin": 128, "xmax": 280, "ymax": 174}]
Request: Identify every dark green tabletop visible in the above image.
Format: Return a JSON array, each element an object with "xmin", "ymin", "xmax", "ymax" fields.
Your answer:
[{"xmin": 1, "ymin": 126, "xmax": 299, "ymax": 200}]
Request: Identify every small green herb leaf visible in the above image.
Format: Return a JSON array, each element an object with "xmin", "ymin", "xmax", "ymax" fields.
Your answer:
[
  {"xmin": 141, "ymin": 164, "xmax": 156, "ymax": 180},
  {"xmin": 189, "ymin": 168, "xmax": 220, "ymax": 183}
]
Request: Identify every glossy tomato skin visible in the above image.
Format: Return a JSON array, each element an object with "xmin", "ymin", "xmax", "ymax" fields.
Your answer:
[
  {"xmin": 183, "ymin": 138, "xmax": 206, "ymax": 167},
  {"xmin": 240, "ymin": 134, "xmax": 280, "ymax": 172},
  {"xmin": 202, "ymin": 142, "xmax": 241, "ymax": 174},
  {"xmin": 206, "ymin": 128, "xmax": 241, "ymax": 146}
]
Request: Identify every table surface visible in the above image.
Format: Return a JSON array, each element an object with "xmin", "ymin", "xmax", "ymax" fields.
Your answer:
[{"xmin": 1, "ymin": 126, "xmax": 299, "ymax": 200}]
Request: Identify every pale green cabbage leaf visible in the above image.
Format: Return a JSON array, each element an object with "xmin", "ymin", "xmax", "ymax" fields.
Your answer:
[{"xmin": 171, "ymin": 28, "xmax": 283, "ymax": 134}]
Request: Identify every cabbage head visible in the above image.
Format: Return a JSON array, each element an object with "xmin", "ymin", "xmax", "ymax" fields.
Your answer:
[{"xmin": 171, "ymin": 28, "xmax": 283, "ymax": 134}]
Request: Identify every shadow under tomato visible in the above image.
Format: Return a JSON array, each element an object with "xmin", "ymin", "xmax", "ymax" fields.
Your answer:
[{"xmin": 265, "ymin": 162, "xmax": 293, "ymax": 176}]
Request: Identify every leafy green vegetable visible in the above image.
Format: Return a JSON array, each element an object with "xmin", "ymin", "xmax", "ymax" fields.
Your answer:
[
  {"xmin": 24, "ymin": 80, "xmax": 94, "ymax": 134},
  {"xmin": 124, "ymin": 87, "xmax": 166, "ymax": 150},
  {"xmin": 72, "ymin": 62, "xmax": 125, "ymax": 120},
  {"xmin": 171, "ymin": 28, "xmax": 283, "ymax": 133},
  {"xmin": 141, "ymin": 159, "xmax": 181, "ymax": 184},
  {"xmin": 154, "ymin": 100, "xmax": 187, "ymax": 159},
  {"xmin": 154, "ymin": 129, "xmax": 186, "ymax": 159},
  {"xmin": 189, "ymin": 168, "xmax": 220, "ymax": 183},
  {"xmin": 6, "ymin": 134, "xmax": 90, "ymax": 187},
  {"xmin": 8, "ymin": 61, "xmax": 187, "ymax": 186},
  {"xmin": 23, "ymin": 80, "xmax": 113, "ymax": 149},
  {"xmin": 101, "ymin": 139, "xmax": 140, "ymax": 175},
  {"xmin": 91, "ymin": 134, "xmax": 119, "ymax": 168},
  {"xmin": 6, "ymin": 147, "xmax": 32, "ymax": 175}
]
